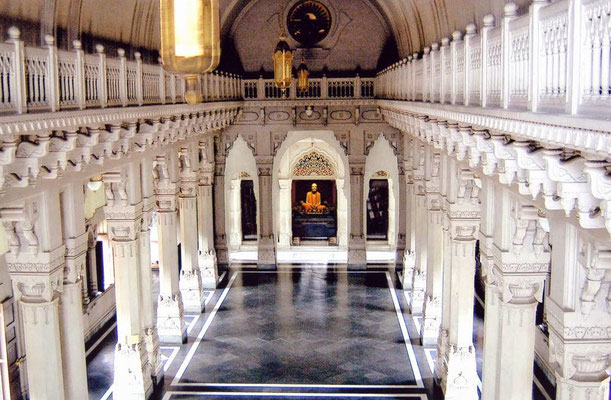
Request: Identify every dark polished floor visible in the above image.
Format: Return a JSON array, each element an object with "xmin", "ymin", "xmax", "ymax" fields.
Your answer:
[{"xmin": 87, "ymin": 266, "xmax": 552, "ymax": 399}]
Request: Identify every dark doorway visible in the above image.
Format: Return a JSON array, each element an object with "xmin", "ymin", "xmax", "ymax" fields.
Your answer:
[
  {"xmin": 241, "ymin": 180, "xmax": 257, "ymax": 241},
  {"xmin": 367, "ymin": 179, "xmax": 389, "ymax": 240}
]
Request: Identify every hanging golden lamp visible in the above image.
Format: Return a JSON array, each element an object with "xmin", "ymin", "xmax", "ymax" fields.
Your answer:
[
  {"xmin": 297, "ymin": 59, "xmax": 309, "ymax": 92},
  {"xmin": 160, "ymin": 0, "xmax": 221, "ymax": 104},
  {"xmin": 272, "ymin": 34, "xmax": 293, "ymax": 92}
]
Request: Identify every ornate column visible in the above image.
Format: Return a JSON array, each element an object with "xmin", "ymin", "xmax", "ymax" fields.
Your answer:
[
  {"xmin": 153, "ymin": 154, "xmax": 186, "ymax": 343},
  {"xmin": 59, "ymin": 184, "xmax": 89, "ymax": 399},
  {"xmin": 422, "ymin": 150, "xmax": 443, "ymax": 345},
  {"xmin": 348, "ymin": 162, "xmax": 366, "ymax": 268},
  {"xmin": 438, "ymin": 165, "xmax": 481, "ymax": 399},
  {"xmin": 410, "ymin": 143, "xmax": 427, "ymax": 314},
  {"xmin": 1, "ymin": 197, "xmax": 66, "ymax": 400},
  {"xmin": 228, "ymin": 177, "xmax": 242, "ymax": 249},
  {"xmin": 481, "ymin": 187, "xmax": 550, "ymax": 400},
  {"xmin": 103, "ymin": 169, "xmax": 153, "ymax": 400},
  {"xmin": 277, "ymin": 178, "xmax": 292, "ymax": 248},
  {"xmin": 86, "ymin": 227, "xmax": 99, "ymax": 294},
  {"xmin": 257, "ymin": 159, "xmax": 276, "ymax": 268},
  {"xmin": 402, "ymin": 138, "xmax": 416, "ymax": 289},
  {"xmin": 197, "ymin": 139, "xmax": 218, "ymax": 288},
  {"xmin": 396, "ymin": 163, "xmax": 407, "ymax": 267},
  {"xmin": 546, "ymin": 216, "xmax": 611, "ymax": 400},
  {"xmin": 178, "ymin": 147, "xmax": 205, "ymax": 313},
  {"xmin": 213, "ymin": 134, "xmax": 229, "ymax": 267},
  {"xmin": 140, "ymin": 156, "xmax": 162, "ymax": 384}
]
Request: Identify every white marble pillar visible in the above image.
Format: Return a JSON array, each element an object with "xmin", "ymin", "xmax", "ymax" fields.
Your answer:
[
  {"xmin": 59, "ymin": 183, "xmax": 89, "ymax": 399},
  {"xmin": 277, "ymin": 178, "xmax": 292, "ymax": 248},
  {"xmin": 213, "ymin": 162, "xmax": 229, "ymax": 266},
  {"xmin": 546, "ymin": 216, "xmax": 611, "ymax": 400},
  {"xmin": 178, "ymin": 147, "xmax": 205, "ymax": 313},
  {"xmin": 422, "ymin": 150, "xmax": 443, "ymax": 345},
  {"xmin": 257, "ymin": 163, "xmax": 276, "ymax": 268},
  {"xmin": 348, "ymin": 164, "xmax": 366, "ymax": 268},
  {"xmin": 402, "ymin": 144, "xmax": 416, "ymax": 289},
  {"xmin": 103, "ymin": 170, "xmax": 153, "ymax": 400},
  {"xmin": 480, "ymin": 186, "xmax": 549, "ymax": 400},
  {"xmin": 228, "ymin": 178, "xmax": 242, "ymax": 248},
  {"xmin": 438, "ymin": 164, "xmax": 481, "ymax": 399},
  {"xmin": 396, "ymin": 165, "xmax": 407, "ymax": 267},
  {"xmin": 154, "ymin": 154, "xmax": 186, "ymax": 343},
  {"xmin": 20, "ymin": 297, "xmax": 65, "ymax": 400},
  {"xmin": 140, "ymin": 156, "xmax": 163, "ymax": 384},
  {"xmin": 410, "ymin": 187, "xmax": 428, "ymax": 314},
  {"xmin": 197, "ymin": 170, "xmax": 218, "ymax": 288},
  {"xmin": 2, "ymin": 191, "xmax": 67, "ymax": 400},
  {"xmin": 421, "ymin": 208, "xmax": 443, "ymax": 345}
]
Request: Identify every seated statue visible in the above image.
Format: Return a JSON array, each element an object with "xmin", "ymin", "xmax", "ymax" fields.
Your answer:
[{"xmin": 301, "ymin": 183, "xmax": 326, "ymax": 213}]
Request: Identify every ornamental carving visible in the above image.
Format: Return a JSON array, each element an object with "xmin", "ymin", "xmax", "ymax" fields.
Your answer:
[{"xmin": 292, "ymin": 151, "xmax": 335, "ymax": 177}]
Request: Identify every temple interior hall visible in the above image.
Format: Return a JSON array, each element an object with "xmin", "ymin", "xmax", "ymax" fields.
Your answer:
[{"xmin": 0, "ymin": 0, "xmax": 609, "ymax": 399}]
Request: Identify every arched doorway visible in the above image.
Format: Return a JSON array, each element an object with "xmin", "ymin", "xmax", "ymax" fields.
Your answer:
[
  {"xmin": 224, "ymin": 136, "xmax": 259, "ymax": 261},
  {"xmin": 364, "ymin": 136, "xmax": 399, "ymax": 262},
  {"xmin": 273, "ymin": 131, "xmax": 350, "ymax": 263}
]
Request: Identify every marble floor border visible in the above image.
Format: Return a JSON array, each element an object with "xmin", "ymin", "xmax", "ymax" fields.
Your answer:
[
  {"xmin": 162, "ymin": 391, "xmax": 429, "ymax": 399},
  {"xmin": 172, "ymin": 269, "xmax": 426, "ymax": 390}
]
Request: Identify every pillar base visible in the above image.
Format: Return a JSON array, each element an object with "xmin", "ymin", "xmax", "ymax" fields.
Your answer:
[
  {"xmin": 422, "ymin": 296, "xmax": 442, "ymax": 346},
  {"xmin": 348, "ymin": 240, "xmax": 366, "ymax": 268},
  {"xmin": 556, "ymin": 373, "xmax": 610, "ymax": 400},
  {"xmin": 410, "ymin": 271, "xmax": 426, "ymax": 315},
  {"xmin": 444, "ymin": 345, "xmax": 479, "ymax": 400},
  {"xmin": 157, "ymin": 294, "xmax": 186, "ymax": 344},
  {"xmin": 199, "ymin": 250, "xmax": 218, "ymax": 289},
  {"xmin": 113, "ymin": 341, "xmax": 153, "ymax": 400},
  {"xmin": 179, "ymin": 270, "xmax": 205, "ymax": 313},
  {"xmin": 402, "ymin": 251, "xmax": 415, "ymax": 290},
  {"xmin": 258, "ymin": 238, "xmax": 276, "ymax": 267},
  {"xmin": 435, "ymin": 328, "xmax": 449, "ymax": 384},
  {"xmin": 142, "ymin": 326, "xmax": 163, "ymax": 384}
]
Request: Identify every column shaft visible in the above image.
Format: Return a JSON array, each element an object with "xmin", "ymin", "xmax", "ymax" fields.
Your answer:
[
  {"xmin": 60, "ymin": 282, "xmax": 88, "ymax": 400},
  {"xmin": 157, "ymin": 210, "xmax": 186, "ymax": 343},
  {"xmin": 197, "ymin": 183, "xmax": 218, "ymax": 288},
  {"xmin": 410, "ymin": 191, "xmax": 427, "ymax": 314},
  {"xmin": 20, "ymin": 298, "xmax": 65, "ymax": 400},
  {"xmin": 257, "ymin": 165, "xmax": 276, "ymax": 268},
  {"xmin": 348, "ymin": 165, "xmax": 366, "ymax": 268},
  {"xmin": 422, "ymin": 209, "xmax": 443, "ymax": 345},
  {"xmin": 179, "ymin": 195, "xmax": 205, "ymax": 312}
]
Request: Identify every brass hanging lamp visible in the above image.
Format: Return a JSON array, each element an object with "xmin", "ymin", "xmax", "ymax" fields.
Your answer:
[
  {"xmin": 272, "ymin": 0, "xmax": 293, "ymax": 92},
  {"xmin": 297, "ymin": 58, "xmax": 309, "ymax": 92},
  {"xmin": 160, "ymin": 0, "xmax": 221, "ymax": 104}
]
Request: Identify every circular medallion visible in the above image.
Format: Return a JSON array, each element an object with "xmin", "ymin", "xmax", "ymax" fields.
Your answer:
[{"xmin": 287, "ymin": 0, "xmax": 332, "ymax": 47}]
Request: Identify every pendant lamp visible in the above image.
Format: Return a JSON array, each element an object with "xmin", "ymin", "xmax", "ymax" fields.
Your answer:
[
  {"xmin": 297, "ymin": 59, "xmax": 309, "ymax": 92},
  {"xmin": 273, "ymin": 34, "xmax": 293, "ymax": 92},
  {"xmin": 160, "ymin": 0, "xmax": 221, "ymax": 104}
]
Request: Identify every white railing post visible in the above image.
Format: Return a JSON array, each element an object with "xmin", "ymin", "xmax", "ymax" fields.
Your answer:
[
  {"xmin": 290, "ymin": 76, "xmax": 296, "ymax": 99},
  {"xmin": 202, "ymin": 73, "xmax": 208, "ymax": 101},
  {"xmin": 257, "ymin": 75, "xmax": 265, "ymax": 99},
  {"xmin": 158, "ymin": 58, "xmax": 166, "ymax": 104},
  {"xmin": 96, "ymin": 44, "xmax": 108, "ymax": 108},
  {"xmin": 464, "ymin": 24, "xmax": 477, "ymax": 106},
  {"xmin": 7, "ymin": 27, "xmax": 27, "ymax": 114},
  {"xmin": 412, "ymin": 52, "xmax": 419, "ymax": 101},
  {"xmin": 74, "ymin": 40, "xmax": 86, "ymax": 109},
  {"xmin": 135, "ymin": 51, "xmax": 143, "ymax": 106},
  {"xmin": 44, "ymin": 35, "xmax": 60, "ymax": 112},
  {"xmin": 431, "ymin": 42, "xmax": 439, "ymax": 102},
  {"xmin": 451, "ymin": 30, "xmax": 463, "ymax": 105},
  {"xmin": 440, "ymin": 37, "xmax": 451, "ymax": 104},
  {"xmin": 117, "ymin": 48, "xmax": 128, "ymax": 107},
  {"xmin": 405, "ymin": 57, "xmax": 411, "ymax": 100},
  {"xmin": 423, "ymin": 46, "xmax": 431, "ymax": 102},
  {"xmin": 481, "ymin": 14, "xmax": 496, "ymax": 108},
  {"xmin": 502, "ymin": 3, "xmax": 518, "ymax": 109},
  {"xmin": 355, "ymin": 74, "xmax": 361, "ymax": 99},
  {"xmin": 322, "ymin": 74, "xmax": 328, "ymax": 99},
  {"xmin": 169, "ymin": 73, "xmax": 176, "ymax": 103},
  {"xmin": 566, "ymin": 0, "xmax": 583, "ymax": 115},
  {"xmin": 528, "ymin": 0, "xmax": 550, "ymax": 112}
]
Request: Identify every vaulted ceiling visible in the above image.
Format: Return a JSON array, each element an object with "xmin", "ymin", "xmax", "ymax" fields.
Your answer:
[{"xmin": 0, "ymin": 0, "xmax": 533, "ymax": 69}]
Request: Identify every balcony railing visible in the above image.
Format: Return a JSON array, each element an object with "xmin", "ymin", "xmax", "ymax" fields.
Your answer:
[
  {"xmin": 0, "ymin": 27, "xmax": 243, "ymax": 115},
  {"xmin": 375, "ymin": 0, "xmax": 611, "ymax": 119},
  {"xmin": 242, "ymin": 76, "xmax": 375, "ymax": 100}
]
